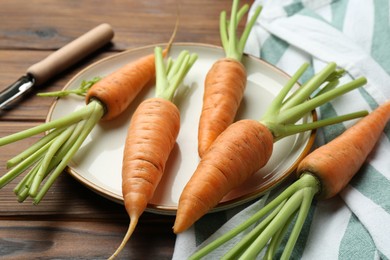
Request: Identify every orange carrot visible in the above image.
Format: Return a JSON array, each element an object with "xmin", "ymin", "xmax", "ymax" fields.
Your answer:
[
  {"xmin": 297, "ymin": 99, "xmax": 390, "ymax": 199},
  {"xmin": 85, "ymin": 53, "xmax": 159, "ymax": 121},
  {"xmin": 108, "ymin": 47, "xmax": 197, "ymax": 259},
  {"xmin": 190, "ymin": 100, "xmax": 390, "ymax": 260},
  {"xmin": 0, "ymin": 20, "xmax": 179, "ymax": 204},
  {"xmin": 198, "ymin": 58, "xmax": 247, "ymax": 157},
  {"xmin": 112, "ymin": 98, "xmax": 180, "ymax": 258},
  {"xmin": 86, "ymin": 15, "xmax": 180, "ymax": 121},
  {"xmin": 197, "ymin": 1, "xmax": 262, "ymax": 157},
  {"xmin": 174, "ymin": 62, "xmax": 369, "ymax": 234},
  {"xmin": 177, "ymin": 119, "xmax": 273, "ymax": 232}
]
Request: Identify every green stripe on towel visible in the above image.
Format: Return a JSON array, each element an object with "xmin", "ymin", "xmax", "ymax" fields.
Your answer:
[{"xmin": 339, "ymin": 214, "xmax": 376, "ymax": 259}]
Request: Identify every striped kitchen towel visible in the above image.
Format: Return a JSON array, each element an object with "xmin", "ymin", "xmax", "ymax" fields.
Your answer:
[{"xmin": 173, "ymin": 0, "xmax": 390, "ymax": 259}]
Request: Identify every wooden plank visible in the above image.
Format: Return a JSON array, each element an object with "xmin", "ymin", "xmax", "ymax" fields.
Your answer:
[
  {"xmin": 0, "ymin": 0, "xmax": 252, "ymax": 50},
  {"xmin": 0, "ymin": 217, "xmax": 176, "ymax": 259}
]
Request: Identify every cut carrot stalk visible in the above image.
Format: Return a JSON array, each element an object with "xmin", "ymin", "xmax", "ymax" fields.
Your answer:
[
  {"xmin": 108, "ymin": 47, "xmax": 197, "ymax": 259},
  {"xmin": 197, "ymin": 0, "xmax": 262, "ymax": 157},
  {"xmin": 0, "ymin": 21, "xmax": 179, "ymax": 204},
  {"xmin": 173, "ymin": 62, "xmax": 369, "ymax": 234},
  {"xmin": 189, "ymin": 100, "xmax": 390, "ymax": 260}
]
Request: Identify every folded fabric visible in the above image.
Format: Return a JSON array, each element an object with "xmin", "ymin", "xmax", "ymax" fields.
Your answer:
[{"xmin": 173, "ymin": 0, "xmax": 390, "ymax": 259}]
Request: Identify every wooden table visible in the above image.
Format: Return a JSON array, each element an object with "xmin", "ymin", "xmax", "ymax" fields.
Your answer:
[{"xmin": 0, "ymin": 1, "xmax": 252, "ymax": 259}]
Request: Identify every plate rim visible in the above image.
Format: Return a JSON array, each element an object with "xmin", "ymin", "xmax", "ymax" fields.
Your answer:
[{"xmin": 46, "ymin": 42, "xmax": 317, "ymax": 215}]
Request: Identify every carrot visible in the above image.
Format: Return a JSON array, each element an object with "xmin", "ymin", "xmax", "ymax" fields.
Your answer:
[
  {"xmin": 108, "ymin": 47, "xmax": 197, "ymax": 259},
  {"xmin": 297, "ymin": 100, "xmax": 390, "ymax": 199},
  {"xmin": 173, "ymin": 62, "xmax": 369, "ymax": 234},
  {"xmin": 85, "ymin": 52, "xmax": 159, "ymax": 121},
  {"xmin": 0, "ymin": 20, "xmax": 179, "ymax": 204},
  {"xmin": 189, "ymin": 100, "xmax": 390, "ymax": 260},
  {"xmin": 179, "ymin": 119, "xmax": 274, "ymax": 230},
  {"xmin": 197, "ymin": 0, "xmax": 262, "ymax": 157}
]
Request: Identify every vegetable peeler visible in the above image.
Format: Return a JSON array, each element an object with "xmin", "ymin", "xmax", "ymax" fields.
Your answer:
[{"xmin": 0, "ymin": 23, "xmax": 114, "ymax": 110}]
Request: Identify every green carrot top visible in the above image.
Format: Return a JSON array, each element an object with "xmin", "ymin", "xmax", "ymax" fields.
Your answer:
[
  {"xmin": 154, "ymin": 46, "xmax": 198, "ymax": 101},
  {"xmin": 221, "ymin": 0, "xmax": 262, "ymax": 61}
]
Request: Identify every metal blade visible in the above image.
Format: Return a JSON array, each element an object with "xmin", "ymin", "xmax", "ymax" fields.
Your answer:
[{"xmin": 0, "ymin": 75, "xmax": 35, "ymax": 109}]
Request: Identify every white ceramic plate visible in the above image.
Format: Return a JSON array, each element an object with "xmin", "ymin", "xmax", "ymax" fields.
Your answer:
[{"xmin": 47, "ymin": 43, "xmax": 315, "ymax": 215}]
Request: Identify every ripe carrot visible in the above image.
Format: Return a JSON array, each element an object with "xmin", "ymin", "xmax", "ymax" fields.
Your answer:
[
  {"xmin": 198, "ymin": 59, "xmax": 247, "ymax": 157},
  {"xmin": 111, "ymin": 97, "xmax": 180, "ymax": 259},
  {"xmin": 197, "ymin": 0, "xmax": 262, "ymax": 157},
  {"xmin": 189, "ymin": 100, "xmax": 390, "ymax": 260},
  {"xmin": 85, "ymin": 53, "xmax": 159, "ymax": 121},
  {"xmin": 178, "ymin": 119, "xmax": 273, "ymax": 229},
  {"xmin": 173, "ymin": 62, "xmax": 369, "ymax": 234},
  {"xmin": 0, "ymin": 20, "xmax": 179, "ymax": 204},
  {"xmin": 86, "ymin": 15, "xmax": 180, "ymax": 121},
  {"xmin": 108, "ymin": 47, "xmax": 197, "ymax": 259},
  {"xmin": 297, "ymin": 99, "xmax": 390, "ymax": 199}
]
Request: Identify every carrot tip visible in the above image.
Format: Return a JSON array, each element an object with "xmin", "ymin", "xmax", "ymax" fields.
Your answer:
[{"xmin": 108, "ymin": 217, "xmax": 139, "ymax": 259}]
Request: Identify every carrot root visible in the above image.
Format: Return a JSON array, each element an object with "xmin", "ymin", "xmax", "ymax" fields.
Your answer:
[{"xmin": 108, "ymin": 217, "xmax": 139, "ymax": 260}]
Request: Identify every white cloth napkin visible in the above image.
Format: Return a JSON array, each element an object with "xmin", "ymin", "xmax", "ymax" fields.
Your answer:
[{"xmin": 173, "ymin": 0, "xmax": 390, "ymax": 259}]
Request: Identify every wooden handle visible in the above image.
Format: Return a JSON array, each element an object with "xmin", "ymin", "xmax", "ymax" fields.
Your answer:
[{"xmin": 27, "ymin": 23, "xmax": 114, "ymax": 85}]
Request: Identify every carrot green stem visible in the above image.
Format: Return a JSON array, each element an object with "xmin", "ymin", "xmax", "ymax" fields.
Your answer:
[
  {"xmin": 281, "ymin": 188, "xmax": 315, "ymax": 260},
  {"xmin": 281, "ymin": 62, "xmax": 337, "ymax": 110},
  {"xmin": 259, "ymin": 62, "xmax": 368, "ymax": 140},
  {"xmin": 13, "ymin": 161, "xmax": 39, "ymax": 195},
  {"xmin": 278, "ymin": 77, "xmax": 367, "ymax": 125},
  {"xmin": 0, "ymin": 100, "xmax": 105, "ymax": 203},
  {"xmin": 155, "ymin": 46, "xmax": 197, "ymax": 101},
  {"xmin": 14, "ymin": 161, "xmax": 41, "ymax": 202},
  {"xmin": 264, "ymin": 213, "xmax": 294, "ymax": 259},
  {"xmin": 238, "ymin": 191, "xmax": 303, "ymax": 259},
  {"xmin": 33, "ymin": 101, "xmax": 103, "ymax": 204},
  {"xmin": 37, "ymin": 77, "xmax": 101, "ymax": 97},
  {"xmin": 0, "ymin": 139, "xmax": 55, "ymax": 188},
  {"xmin": 312, "ymin": 80, "xmax": 338, "ymax": 98},
  {"xmin": 262, "ymin": 63, "xmax": 309, "ymax": 119},
  {"xmin": 6, "ymin": 127, "xmax": 65, "ymax": 168},
  {"xmin": 220, "ymin": 0, "xmax": 262, "ymax": 61},
  {"xmin": 272, "ymin": 110, "xmax": 368, "ymax": 142},
  {"xmin": 29, "ymin": 124, "xmax": 77, "ymax": 196},
  {"xmin": 189, "ymin": 181, "xmax": 302, "ymax": 260},
  {"xmin": 239, "ymin": 5, "xmax": 262, "ymax": 53},
  {"xmin": 190, "ymin": 174, "xmax": 319, "ymax": 259},
  {"xmin": 236, "ymin": 5, "xmax": 249, "ymax": 25},
  {"xmin": 221, "ymin": 202, "xmax": 286, "ymax": 260},
  {"xmin": 0, "ymin": 102, "xmax": 98, "ymax": 146},
  {"xmin": 219, "ymin": 11, "xmax": 228, "ymax": 51},
  {"xmin": 227, "ymin": 0, "xmax": 239, "ymax": 59}
]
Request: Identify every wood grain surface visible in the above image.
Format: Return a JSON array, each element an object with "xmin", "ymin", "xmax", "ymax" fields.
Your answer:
[{"xmin": 0, "ymin": 1, "xmax": 253, "ymax": 259}]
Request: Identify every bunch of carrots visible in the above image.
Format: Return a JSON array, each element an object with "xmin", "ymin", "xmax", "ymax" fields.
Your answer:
[
  {"xmin": 0, "ymin": 0, "xmax": 387, "ymax": 259},
  {"xmin": 172, "ymin": 0, "xmax": 369, "ymax": 233},
  {"xmin": 173, "ymin": 59, "xmax": 368, "ymax": 233}
]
